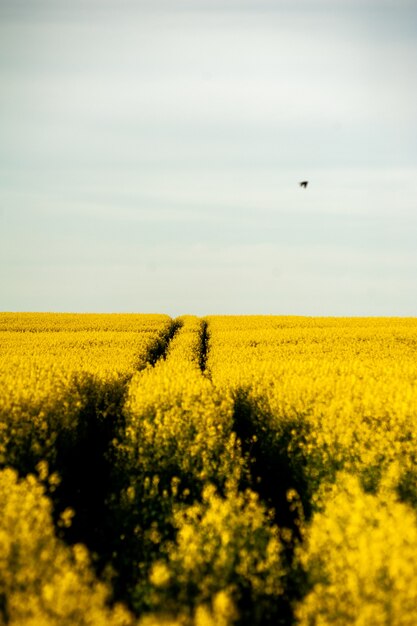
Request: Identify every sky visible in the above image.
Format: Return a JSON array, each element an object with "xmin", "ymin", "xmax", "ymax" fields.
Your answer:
[{"xmin": 1, "ymin": 0, "xmax": 417, "ymax": 316}]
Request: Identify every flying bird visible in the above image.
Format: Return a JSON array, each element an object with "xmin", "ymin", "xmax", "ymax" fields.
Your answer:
[{"xmin": 299, "ymin": 181, "xmax": 308, "ymax": 188}]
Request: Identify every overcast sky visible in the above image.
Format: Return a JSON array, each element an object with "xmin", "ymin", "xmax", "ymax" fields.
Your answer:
[{"xmin": 1, "ymin": 0, "xmax": 416, "ymax": 315}]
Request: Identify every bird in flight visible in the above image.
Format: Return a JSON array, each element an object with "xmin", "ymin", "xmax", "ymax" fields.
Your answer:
[{"xmin": 299, "ymin": 181, "xmax": 308, "ymax": 188}]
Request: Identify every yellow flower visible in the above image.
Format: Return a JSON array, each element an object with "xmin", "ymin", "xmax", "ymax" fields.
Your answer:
[{"xmin": 150, "ymin": 562, "xmax": 171, "ymax": 588}]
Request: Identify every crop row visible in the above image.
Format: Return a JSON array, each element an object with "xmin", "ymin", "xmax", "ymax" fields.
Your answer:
[
  {"xmin": 0, "ymin": 313, "xmax": 173, "ymax": 626},
  {"xmin": 206, "ymin": 315, "xmax": 417, "ymax": 624}
]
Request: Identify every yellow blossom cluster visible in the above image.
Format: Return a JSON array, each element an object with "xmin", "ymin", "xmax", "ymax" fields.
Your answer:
[
  {"xmin": 0, "ymin": 466, "xmax": 135, "ymax": 626},
  {"xmin": 138, "ymin": 590, "xmax": 237, "ymax": 626},
  {"xmin": 148, "ymin": 484, "xmax": 284, "ymax": 608},
  {"xmin": 296, "ymin": 473, "xmax": 417, "ymax": 625}
]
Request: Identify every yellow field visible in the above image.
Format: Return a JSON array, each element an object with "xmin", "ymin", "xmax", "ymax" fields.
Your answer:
[{"xmin": 1, "ymin": 313, "xmax": 417, "ymax": 625}]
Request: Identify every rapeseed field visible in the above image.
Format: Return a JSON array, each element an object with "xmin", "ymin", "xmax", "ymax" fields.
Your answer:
[{"xmin": 1, "ymin": 313, "xmax": 417, "ymax": 625}]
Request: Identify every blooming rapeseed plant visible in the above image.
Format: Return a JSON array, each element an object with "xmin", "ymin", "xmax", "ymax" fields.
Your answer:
[
  {"xmin": 0, "ymin": 467, "xmax": 135, "ymax": 625},
  {"xmin": 295, "ymin": 473, "xmax": 417, "ymax": 625}
]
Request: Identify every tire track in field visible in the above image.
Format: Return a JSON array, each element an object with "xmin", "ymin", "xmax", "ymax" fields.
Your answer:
[
  {"xmin": 232, "ymin": 391, "xmax": 308, "ymax": 534},
  {"xmin": 198, "ymin": 319, "xmax": 209, "ymax": 373},
  {"xmin": 51, "ymin": 317, "xmax": 183, "ymax": 582},
  {"xmin": 146, "ymin": 318, "xmax": 183, "ymax": 367},
  {"xmin": 197, "ymin": 321, "xmax": 304, "ymax": 624},
  {"xmin": 231, "ymin": 391, "xmax": 309, "ymax": 625}
]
